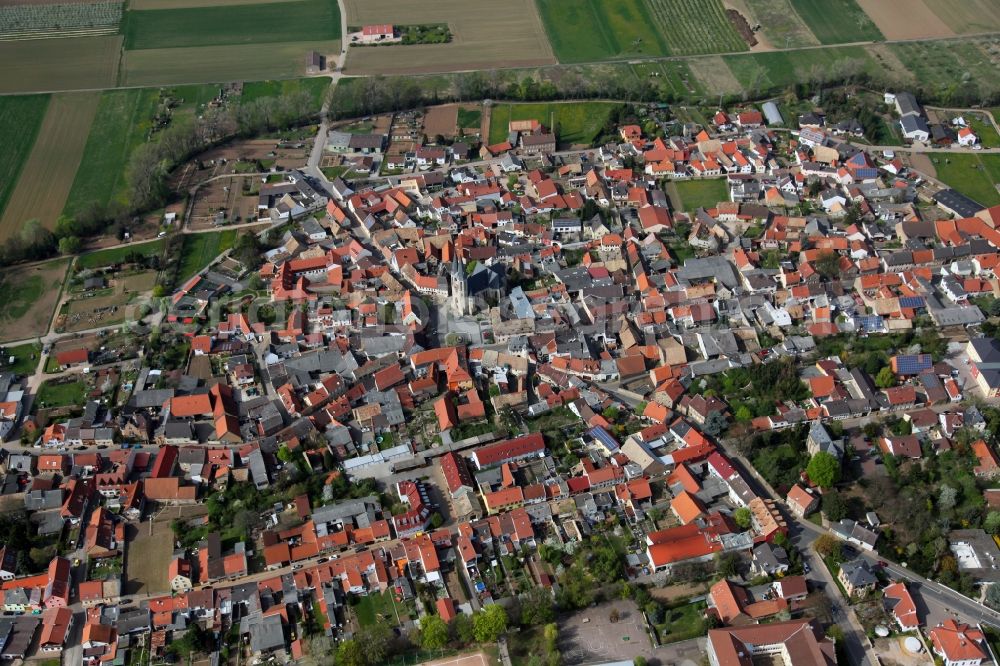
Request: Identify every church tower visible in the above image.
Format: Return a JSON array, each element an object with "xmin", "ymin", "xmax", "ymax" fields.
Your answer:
[{"xmin": 450, "ymin": 252, "xmax": 469, "ymax": 315}]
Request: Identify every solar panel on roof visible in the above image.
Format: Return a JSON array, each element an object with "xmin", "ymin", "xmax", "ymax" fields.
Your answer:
[
  {"xmin": 589, "ymin": 426, "xmax": 620, "ymax": 452},
  {"xmin": 898, "ymin": 296, "xmax": 925, "ymax": 308},
  {"xmin": 894, "ymin": 354, "xmax": 932, "ymax": 375}
]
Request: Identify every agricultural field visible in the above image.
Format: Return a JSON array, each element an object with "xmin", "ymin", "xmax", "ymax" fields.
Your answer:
[
  {"xmin": 854, "ymin": 0, "xmax": 952, "ymax": 40},
  {"xmin": 0, "ymin": 94, "xmax": 49, "ymax": 223},
  {"xmin": 670, "ymin": 178, "xmax": 730, "ymax": 212},
  {"xmin": 62, "ymin": 88, "xmax": 161, "ymax": 217},
  {"xmin": 0, "ymin": 1, "xmax": 122, "ymax": 38},
  {"xmin": 0, "ymin": 259, "xmax": 69, "ymax": 343},
  {"xmin": 787, "ymin": 0, "xmax": 882, "ymax": 44},
  {"xmin": 931, "ymin": 154, "xmax": 1000, "ymax": 207},
  {"xmin": 889, "ymin": 40, "xmax": 1000, "ymax": 99},
  {"xmin": 744, "ymin": 0, "xmax": 819, "ymax": 47},
  {"xmin": 645, "ymin": 0, "xmax": 747, "ymax": 56},
  {"xmin": 121, "ymin": 40, "xmax": 341, "ymax": 86},
  {"xmin": 1, "ymin": 93, "xmax": 101, "ymax": 238},
  {"xmin": 344, "ymin": 0, "xmax": 554, "ymax": 74},
  {"xmin": 535, "ymin": 0, "xmax": 667, "ymax": 63},
  {"xmin": 921, "ymin": 0, "xmax": 1000, "ymax": 34},
  {"xmin": 176, "ymin": 230, "xmax": 238, "ymax": 285},
  {"xmin": 122, "ymin": 0, "xmax": 341, "ymax": 50},
  {"xmin": 685, "ymin": 56, "xmax": 743, "ymax": 96},
  {"xmin": 132, "ymin": 0, "xmax": 299, "ymax": 8},
  {"xmin": 488, "ymin": 102, "xmax": 620, "ymax": 147},
  {"xmin": 0, "ymin": 35, "xmax": 121, "ymax": 94},
  {"xmin": 723, "ymin": 46, "xmax": 876, "ymax": 93}
]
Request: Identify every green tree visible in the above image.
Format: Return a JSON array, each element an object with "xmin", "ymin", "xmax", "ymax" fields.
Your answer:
[
  {"xmin": 335, "ymin": 639, "xmax": 365, "ymax": 666},
  {"xmin": 450, "ymin": 613, "xmax": 475, "ymax": 644},
  {"xmin": 807, "ymin": 451, "xmax": 841, "ymax": 489},
  {"xmin": 519, "ymin": 587, "xmax": 555, "ymax": 626},
  {"xmin": 814, "ymin": 534, "xmax": 844, "ymax": 562},
  {"xmin": 733, "ymin": 507, "xmax": 752, "ymax": 529},
  {"xmin": 58, "ymin": 236, "xmax": 82, "ymax": 255},
  {"xmin": 813, "ymin": 251, "xmax": 841, "ymax": 279},
  {"xmin": 985, "ymin": 511, "xmax": 1000, "ymax": 534},
  {"xmin": 634, "ymin": 658, "xmax": 649, "ymax": 666},
  {"xmin": 986, "ymin": 583, "xmax": 1000, "ymax": 611},
  {"xmin": 821, "ymin": 491, "xmax": 847, "ymax": 521},
  {"xmin": 355, "ymin": 624, "xmax": 391, "ymax": 664},
  {"xmin": 875, "ymin": 366, "xmax": 897, "ymax": 389},
  {"xmin": 420, "ymin": 615, "xmax": 449, "ymax": 650},
  {"xmin": 473, "ymin": 604, "xmax": 508, "ymax": 643}
]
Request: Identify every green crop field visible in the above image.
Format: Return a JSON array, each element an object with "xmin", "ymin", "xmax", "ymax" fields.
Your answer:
[
  {"xmin": 0, "ymin": 95, "xmax": 49, "ymax": 221},
  {"xmin": 63, "ymin": 89, "xmax": 160, "ymax": 217},
  {"xmin": 243, "ymin": 78, "xmax": 330, "ymax": 112},
  {"xmin": 723, "ymin": 46, "xmax": 876, "ymax": 93},
  {"xmin": 122, "ymin": 0, "xmax": 340, "ymax": 50},
  {"xmin": 671, "ymin": 179, "xmax": 730, "ymax": 212},
  {"xmin": 121, "ymin": 40, "xmax": 340, "ymax": 86},
  {"xmin": 0, "ymin": 36, "xmax": 121, "ymax": 94},
  {"xmin": 76, "ymin": 239, "xmax": 166, "ymax": 270},
  {"xmin": 645, "ymin": 0, "xmax": 747, "ymax": 55},
  {"xmin": 788, "ymin": 0, "xmax": 882, "ymax": 44},
  {"xmin": 488, "ymin": 102, "xmax": 620, "ymax": 146},
  {"xmin": 535, "ymin": 0, "xmax": 668, "ymax": 63},
  {"xmin": 176, "ymin": 230, "xmax": 238, "ymax": 285},
  {"xmin": 932, "ymin": 154, "xmax": 1000, "ymax": 207}
]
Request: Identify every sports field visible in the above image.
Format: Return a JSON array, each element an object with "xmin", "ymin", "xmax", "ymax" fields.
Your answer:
[
  {"xmin": 121, "ymin": 40, "xmax": 340, "ymax": 86},
  {"xmin": 488, "ymin": 102, "xmax": 620, "ymax": 146},
  {"xmin": 0, "ymin": 258, "xmax": 69, "ymax": 343},
  {"xmin": 535, "ymin": 0, "xmax": 668, "ymax": 62},
  {"xmin": 745, "ymin": 0, "xmax": 819, "ymax": 47},
  {"xmin": 344, "ymin": 0, "xmax": 554, "ymax": 75},
  {"xmin": 0, "ymin": 93, "xmax": 100, "ymax": 239},
  {"xmin": 122, "ymin": 0, "xmax": 340, "ymax": 49},
  {"xmin": 932, "ymin": 154, "xmax": 1000, "ymax": 207},
  {"xmin": 646, "ymin": 0, "xmax": 747, "ymax": 55},
  {"xmin": 787, "ymin": 0, "xmax": 882, "ymax": 44},
  {"xmin": 62, "ymin": 88, "xmax": 160, "ymax": 217},
  {"xmin": 0, "ymin": 94, "xmax": 49, "ymax": 224},
  {"xmin": 0, "ymin": 35, "xmax": 121, "ymax": 94}
]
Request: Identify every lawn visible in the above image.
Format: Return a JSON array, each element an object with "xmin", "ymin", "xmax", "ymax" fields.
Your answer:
[
  {"xmin": 0, "ymin": 94, "xmax": 50, "ymax": 221},
  {"xmin": 968, "ymin": 114, "xmax": 1000, "ymax": 149},
  {"xmin": 122, "ymin": 0, "xmax": 341, "ymax": 50},
  {"xmin": 488, "ymin": 101, "xmax": 620, "ymax": 146},
  {"xmin": 351, "ymin": 589, "xmax": 414, "ymax": 627},
  {"xmin": 63, "ymin": 89, "xmax": 161, "ymax": 217},
  {"xmin": 36, "ymin": 379, "xmax": 87, "ymax": 408},
  {"xmin": 654, "ymin": 600, "xmax": 708, "ymax": 644},
  {"xmin": 931, "ymin": 153, "xmax": 1000, "ymax": 207},
  {"xmin": 787, "ymin": 0, "xmax": 883, "ymax": 44},
  {"xmin": 535, "ymin": 0, "xmax": 668, "ymax": 63},
  {"xmin": 242, "ymin": 77, "xmax": 330, "ymax": 113},
  {"xmin": 176, "ymin": 230, "xmax": 238, "ymax": 285},
  {"xmin": 671, "ymin": 178, "xmax": 729, "ymax": 212},
  {"xmin": 645, "ymin": 0, "xmax": 747, "ymax": 56},
  {"xmin": 457, "ymin": 106, "xmax": 482, "ymax": 129},
  {"xmin": 0, "ymin": 342, "xmax": 42, "ymax": 375},
  {"xmin": 76, "ymin": 239, "xmax": 166, "ymax": 271}
]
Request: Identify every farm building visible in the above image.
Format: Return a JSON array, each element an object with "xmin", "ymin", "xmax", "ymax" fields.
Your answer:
[
  {"xmin": 360, "ymin": 24, "xmax": 395, "ymax": 43},
  {"xmin": 305, "ymin": 51, "xmax": 325, "ymax": 74},
  {"xmin": 762, "ymin": 102, "xmax": 783, "ymax": 126}
]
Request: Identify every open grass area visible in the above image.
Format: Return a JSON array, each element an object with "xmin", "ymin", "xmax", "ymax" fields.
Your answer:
[
  {"xmin": 0, "ymin": 94, "xmax": 49, "ymax": 224},
  {"xmin": 889, "ymin": 40, "xmax": 1000, "ymax": 99},
  {"xmin": 671, "ymin": 178, "xmax": 730, "ymax": 212},
  {"xmin": 76, "ymin": 239, "xmax": 165, "ymax": 271},
  {"xmin": 121, "ymin": 40, "xmax": 341, "ymax": 86},
  {"xmin": 176, "ymin": 230, "xmax": 238, "ymax": 285},
  {"xmin": 351, "ymin": 589, "xmax": 415, "ymax": 627},
  {"xmin": 931, "ymin": 153, "xmax": 1000, "ymax": 207},
  {"xmin": 36, "ymin": 379, "xmax": 87, "ymax": 408},
  {"xmin": 968, "ymin": 114, "xmax": 1000, "ymax": 149},
  {"xmin": 0, "ymin": 342, "xmax": 42, "ymax": 375},
  {"xmin": 654, "ymin": 600, "xmax": 708, "ymax": 644},
  {"xmin": 242, "ymin": 78, "xmax": 330, "ymax": 113},
  {"xmin": 125, "ymin": 521, "xmax": 172, "ymax": 595},
  {"xmin": 645, "ymin": 0, "xmax": 747, "ymax": 56},
  {"xmin": 787, "ymin": 0, "xmax": 882, "ymax": 44},
  {"xmin": 0, "ymin": 259, "xmax": 69, "ymax": 343},
  {"xmin": 122, "ymin": 0, "xmax": 341, "ymax": 49},
  {"xmin": 488, "ymin": 101, "xmax": 620, "ymax": 146},
  {"xmin": 457, "ymin": 106, "xmax": 482, "ymax": 129},
  {"xmin": 535, "ymin": 0, "xmax": 668, "ymax": 63},
  {"xmin": 1, "ymin": 93, "xmax": 100, "ymax": 238},
  {"xmin": 0, "ymin": 35, "xmax": 121, "ymax": 94},
  {"xmin": 63, "ymin": 89, "xmax": 161, "ymax": 217}
]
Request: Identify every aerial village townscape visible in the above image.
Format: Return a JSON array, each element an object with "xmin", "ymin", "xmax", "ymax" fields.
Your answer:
[{"xmin": 5, "ymin": 2, "xmax": 1000, "ymax": 666}]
